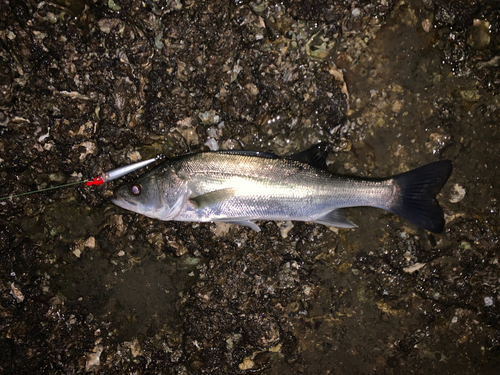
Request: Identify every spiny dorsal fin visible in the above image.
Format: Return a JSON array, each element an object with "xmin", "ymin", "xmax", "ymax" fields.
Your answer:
[
  {"xmin": 287, "ymin": 142, "xmax": 330, "ymax": 170},
  {"xmin": 214, "ymin": 143, "xmax": 331, "ymax": 170},
  {"xmin": 215, "ymin": 150, "xmax": 279, "ymax": 159}
]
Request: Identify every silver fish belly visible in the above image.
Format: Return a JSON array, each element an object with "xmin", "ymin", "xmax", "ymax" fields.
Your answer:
[{"xmin": 111, "ymin": 144, "xmax": 452, "ymax": 233}]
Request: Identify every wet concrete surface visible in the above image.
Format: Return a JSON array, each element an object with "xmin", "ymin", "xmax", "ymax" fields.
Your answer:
[{"xmin": 1, "ymin": 0, "xmax": 500, "ymax": 373}]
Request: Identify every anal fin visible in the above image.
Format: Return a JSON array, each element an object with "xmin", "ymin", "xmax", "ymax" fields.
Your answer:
[
  {"xmin": 312, "ymin": 209, "xmax": 357, "ymax": 228},
  {"xmin": 216, "ymin": 219, "xmax": 261, "ymax": 232}
]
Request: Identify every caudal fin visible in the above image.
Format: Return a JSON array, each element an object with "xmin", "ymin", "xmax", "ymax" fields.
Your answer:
[{"xmin": 388, "ymin": 160, "xmax": 453, "ymax": 233}]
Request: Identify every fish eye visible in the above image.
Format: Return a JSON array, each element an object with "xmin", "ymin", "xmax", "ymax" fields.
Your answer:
[{"xmin": 129, "ymin": 184, "xmax": 141, "ymax": 195}]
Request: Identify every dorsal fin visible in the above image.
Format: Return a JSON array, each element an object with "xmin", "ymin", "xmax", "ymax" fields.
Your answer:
[
  {"xmin": 213, "ymin": 144, "xmax": 331, "ymax": 170},
  {"xmin": 215, "ymin": 150, "xmax": 279, "ymax": 159},
  {"xmin": 287, "ymin": 142, "xmax": 330, "ymax": 170}
]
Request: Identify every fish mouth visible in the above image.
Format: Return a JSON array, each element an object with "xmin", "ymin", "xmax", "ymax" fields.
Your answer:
[
  {"xmin": 110, "ymin": 196, "xmax": 125, "ymax": 208},
  {"xmin": 110, "ymin": 196, "xmax": 132, "ymax": 210},
  {"xmin": 110, "ymin": 189, "xmax": 138, "ymax": 211}
]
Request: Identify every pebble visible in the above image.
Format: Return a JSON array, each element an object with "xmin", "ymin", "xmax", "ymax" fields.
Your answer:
[
  {"xmin": 422, "ymin": 19, "xmax": 432, "ymax": 32},
  {"xmin": 450, "ymin": 184, "xmax": 466, "ymax": 203},
  {"xmin": 10, "ymin": 282, "xmax": 25, "ymax": 303},
  {"xmin": 238, "ymin": 357, "xmax": 255, "ymax": 370},
  {"xmin": 467, "ymin": 19, "xmax": 490, "ymax": 50},
  {"xmin": 391, "ymin": 100, "xmax": 402, "ymax": 113},
  {"xmin": 204, "ymin": 138, "xmax": 219, "ymax": 151},
  {"xmin": 278, "ymin": 221, "xmax": 294, "ymax": 238},
  {"xmin": 97, "ymin": 18, "xmax": 120, "ymax": 33},
  {"xmin": 85, "ymin": 345, "xmax": 103, "ymax": 371}
]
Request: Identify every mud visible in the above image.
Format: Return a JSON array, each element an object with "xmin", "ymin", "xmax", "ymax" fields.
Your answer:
[{"xmin": 1, "ymin": 0, "xmax": 499, "ymax": 374}]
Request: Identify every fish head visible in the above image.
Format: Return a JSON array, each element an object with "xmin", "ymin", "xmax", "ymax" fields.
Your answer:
[{"xmin": 111, "ymin": 166, "xmax": 189, "ymax": 220}]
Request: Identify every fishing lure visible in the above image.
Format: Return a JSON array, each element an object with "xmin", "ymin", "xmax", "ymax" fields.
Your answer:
[
  {"xmin": 0, "ymin": 155, "xmax": 164, "ymax": 201},
  {"xmin": 86, "ymin": 156, "xmax": 163, "ymax": 186}
]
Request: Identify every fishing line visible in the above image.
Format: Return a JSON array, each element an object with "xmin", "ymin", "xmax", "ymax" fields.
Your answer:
[
  {"xmin": 0, "ymin": 155, "xmax": 163, "ymax": 202},
  {"xmin": 0, "ymin": 179, "xmax": 90, "ymax": 201}
]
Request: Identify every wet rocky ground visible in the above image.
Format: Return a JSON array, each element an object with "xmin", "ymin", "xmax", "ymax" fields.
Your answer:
[{"xmin": 1, "ymin": 0, "xmax": 500, "ymax": 373}]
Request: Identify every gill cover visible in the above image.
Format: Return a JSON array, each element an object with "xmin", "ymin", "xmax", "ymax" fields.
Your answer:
[{"xmin": 112, "ymin": 163, "xmax": 190, "ymax": 221}]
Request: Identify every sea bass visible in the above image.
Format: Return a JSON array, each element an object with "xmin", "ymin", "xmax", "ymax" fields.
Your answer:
[{"xmin": 111, "ymin": 144, "xmax": 453, "ymax": 233}]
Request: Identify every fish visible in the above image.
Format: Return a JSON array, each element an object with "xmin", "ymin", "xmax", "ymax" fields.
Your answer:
[{"xmin": 111, "ymin": 143, "xmax": 453, "ymax": 233}]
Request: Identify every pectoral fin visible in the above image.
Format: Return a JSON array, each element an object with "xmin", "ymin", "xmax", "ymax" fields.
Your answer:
[
  {"xmin": 312, "ymin": 209, "xmax": 357, "ymax": 228},
  {"xmin": 189, "ymin": 188, "xmax": 237, "ymax": 209}
]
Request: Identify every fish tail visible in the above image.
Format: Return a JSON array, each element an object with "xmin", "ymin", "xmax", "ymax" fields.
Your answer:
[{"xmin": 387, "ymin": 160, "xmax": 453, "ymax": 233}]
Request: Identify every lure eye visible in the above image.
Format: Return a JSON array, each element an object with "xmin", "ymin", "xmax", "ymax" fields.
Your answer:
[{"xmin": 129, "ymin": 184, "xmax": 141, "ymax": 195}]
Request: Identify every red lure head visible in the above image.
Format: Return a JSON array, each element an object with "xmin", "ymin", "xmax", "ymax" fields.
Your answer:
[{"xmin": 86, "ymin": 176, "xmax": 104, "ymax": 186}]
